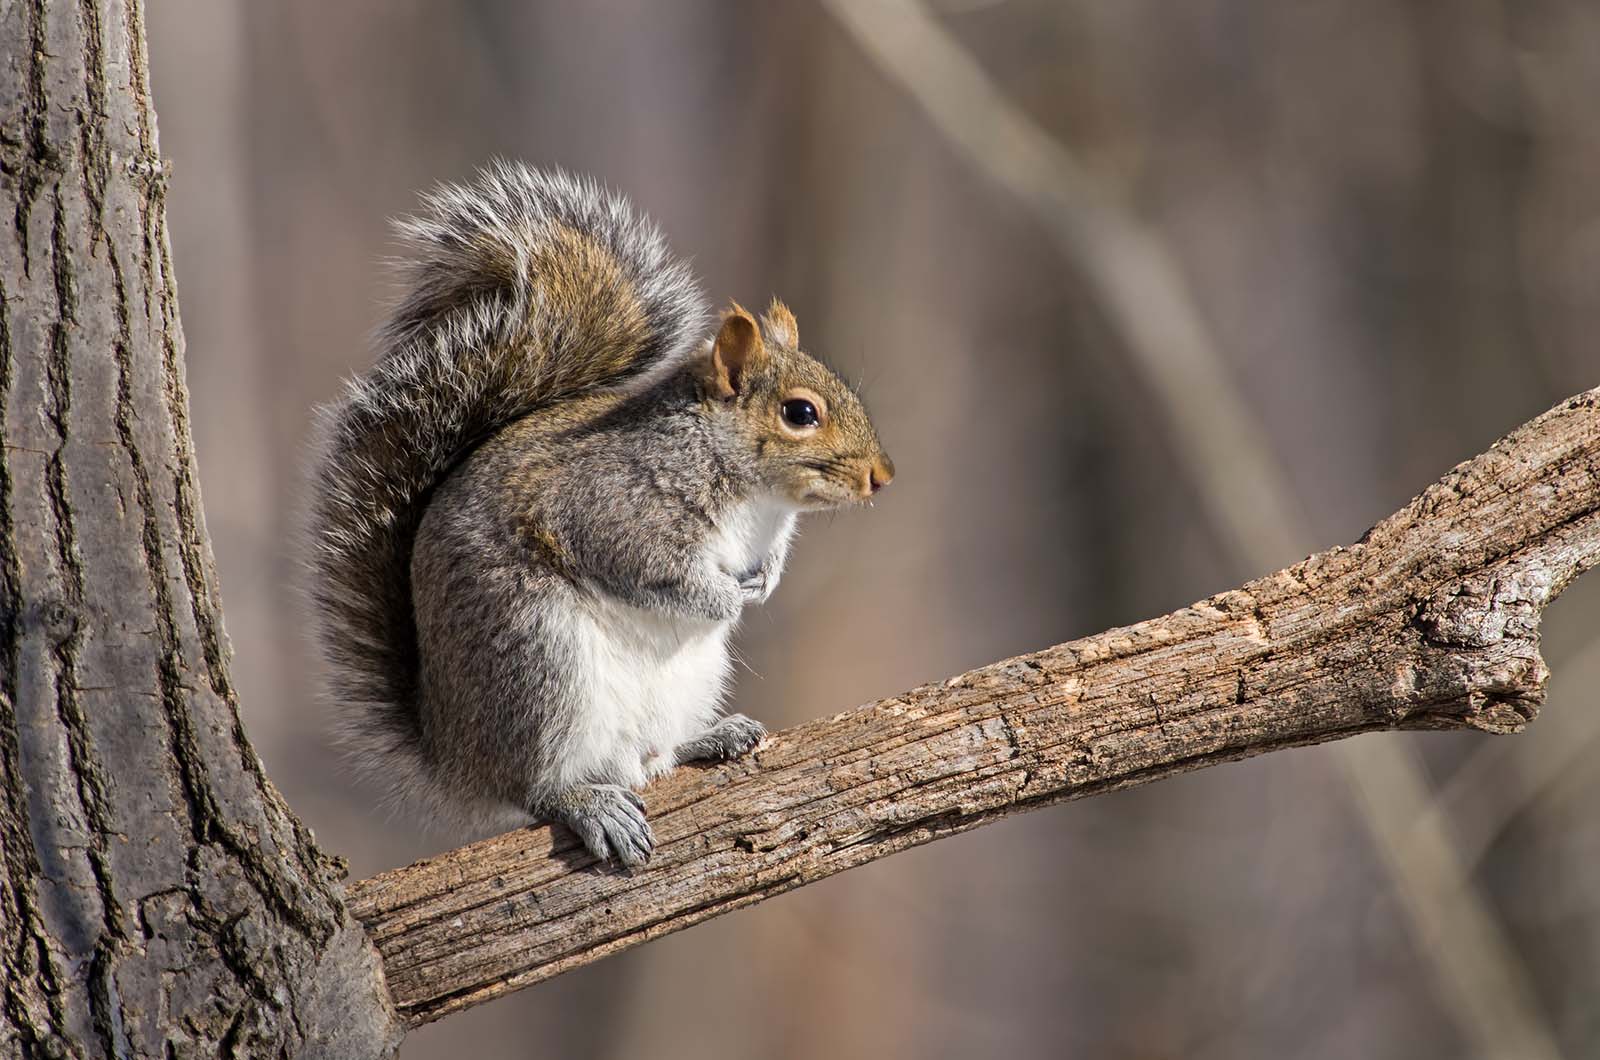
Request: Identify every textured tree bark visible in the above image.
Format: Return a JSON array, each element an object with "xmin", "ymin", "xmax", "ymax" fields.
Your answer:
[
  {"xmin": 349, "ymin": 388, "xmax": 1600, "ymax": 1027},
  {"xmin": 0, "ymin": 2, "xmax": 402, "ymax": 1057}
]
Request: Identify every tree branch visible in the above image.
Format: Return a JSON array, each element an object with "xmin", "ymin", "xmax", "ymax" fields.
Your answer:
[
  {"xmin": 814, "ymin": 6, "xmax": 1565, "ymax": 1054},
  {"xmin": 347, "ymin": 387, "xmax": 1600, "ymax": 1028}
]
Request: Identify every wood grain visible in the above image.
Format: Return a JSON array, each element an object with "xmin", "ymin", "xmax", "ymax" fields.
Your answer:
[{"xmin": 347, "ymin": 388, "xmax": 1600, "ymax": 1028}]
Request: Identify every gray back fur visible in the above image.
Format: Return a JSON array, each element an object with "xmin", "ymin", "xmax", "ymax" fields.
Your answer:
[{"xmin": 306, "ymin": 162, "xmax": 710, "ymax": 797}]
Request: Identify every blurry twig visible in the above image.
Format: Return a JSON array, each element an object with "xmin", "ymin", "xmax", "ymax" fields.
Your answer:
[
  {"xmin": 823, "ymin": 0, "xmax": 1298, "ymax": 564},
  {"xmin": 821, "ymin": 2, "xmax": 1562, "ymax": 1057}
]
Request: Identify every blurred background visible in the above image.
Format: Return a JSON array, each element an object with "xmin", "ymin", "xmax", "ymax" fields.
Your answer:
[{"xmin": 144, "ymin": 2, "xmax": 1600, "ymax": 1057}]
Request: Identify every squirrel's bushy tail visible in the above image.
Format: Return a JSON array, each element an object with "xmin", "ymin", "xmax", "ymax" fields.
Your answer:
[{"xmin": 308, "ymin": 162, "xmax": 708, "ymax": 795}]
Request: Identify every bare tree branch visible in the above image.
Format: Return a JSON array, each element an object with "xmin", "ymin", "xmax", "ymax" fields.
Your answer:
[
  {"xmin": 819, "ymin": 5, "xmax": 1563, "ymax": 1056},
  {"xmin": 347, "ymin": 387, "xmax": 1600, "ymax": 1029}
]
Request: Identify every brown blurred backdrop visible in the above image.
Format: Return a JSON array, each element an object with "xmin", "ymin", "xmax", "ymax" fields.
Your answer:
[{"xmin": 145, "ymin": 2, "xmax": 1599, "ymax": 1057}]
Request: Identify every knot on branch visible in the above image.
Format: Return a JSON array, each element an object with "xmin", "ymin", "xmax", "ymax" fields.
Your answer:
[
  {"xmin": 1409, "ymin": 568, "xmax": 1555, "ymax": 734},
  {"xmin": 1417, "ymin": 568, "xmax": 1553, "ymax": 650}
]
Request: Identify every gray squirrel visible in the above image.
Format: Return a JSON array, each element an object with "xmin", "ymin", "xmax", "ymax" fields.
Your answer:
[{"xmin": 308, "ymin": 162, "xmax": 893, "ymax": 866}]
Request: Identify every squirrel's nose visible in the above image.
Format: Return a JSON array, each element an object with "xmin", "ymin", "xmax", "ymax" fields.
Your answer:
[{"xmin": 868, "ymin": 453, "xmax": 895, "ymax": 494}]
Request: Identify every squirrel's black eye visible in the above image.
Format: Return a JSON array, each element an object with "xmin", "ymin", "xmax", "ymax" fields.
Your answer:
[{"xmin": 781, "ymin": 399, "xmax": 819, "ymax": 428}]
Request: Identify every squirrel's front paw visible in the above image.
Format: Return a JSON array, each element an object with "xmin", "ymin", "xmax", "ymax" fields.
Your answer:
[
  {"xmin": 674, "ymin": 713, "xmax": 767, "ymax": 766},
  {"xmin": 738, "ymin": 564, "xmax": 773, "ymax": 604},
  {"xmin": 549, "ymin": 784, "xmax": 654, "ymax": 868}
]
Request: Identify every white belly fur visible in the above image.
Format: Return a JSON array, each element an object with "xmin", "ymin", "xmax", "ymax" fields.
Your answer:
[{"xmin": 555, "ymin": 495, "xmax": 798, "ymax": 790}]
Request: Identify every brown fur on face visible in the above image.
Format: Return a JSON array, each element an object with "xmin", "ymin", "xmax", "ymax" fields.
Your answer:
[{"xmin": 700, "ymin": 303, "xmax": 893, "ymax": 509}]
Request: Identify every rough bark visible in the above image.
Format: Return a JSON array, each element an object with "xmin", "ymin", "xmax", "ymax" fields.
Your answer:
[
  {"xmin": 350, "ymin": 387, "xmax": 1600, "ymax": 1027},
  {"xmin": 0, "ymin": 2, "xmax": 402, "ymax": 1057}
]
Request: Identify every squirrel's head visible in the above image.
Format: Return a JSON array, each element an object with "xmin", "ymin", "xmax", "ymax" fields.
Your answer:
[{"xmin": 699, "ymin": 300, "xmax": 893, "ymax": 510}]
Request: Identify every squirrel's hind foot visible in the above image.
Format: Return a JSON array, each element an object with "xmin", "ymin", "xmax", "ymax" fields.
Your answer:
[
  {"xmin": 674, "ymin": 713, "xmax": 767, "ymax": 766},
  {"xmin": 548, "ymin": 784, "xmax": 654, "ymax": 868}
]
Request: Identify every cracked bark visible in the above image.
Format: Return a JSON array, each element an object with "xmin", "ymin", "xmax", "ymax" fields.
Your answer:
[
  {"xmin": 350, "ymin": 388, "xmax": 1600, "ymax": 1028},
  {"xmin": 0, "ymin": 2, "xmax": 401, "ymax": 1057}
]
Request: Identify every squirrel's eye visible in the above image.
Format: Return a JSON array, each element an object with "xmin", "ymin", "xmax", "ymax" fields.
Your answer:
[{"xmin": 781, "ymin": 399, "xmax": 819, "ymax": 428}]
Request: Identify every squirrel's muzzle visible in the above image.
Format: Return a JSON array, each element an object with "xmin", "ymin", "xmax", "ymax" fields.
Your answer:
[{"xmin": 868, "ymin": 453, "xmax": 895, "ymax": 495}]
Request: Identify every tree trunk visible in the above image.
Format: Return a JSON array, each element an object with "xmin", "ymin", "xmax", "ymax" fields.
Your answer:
[{"xmin": 0, "ymin": 2, "xmax": 402, "ymax": 1056}]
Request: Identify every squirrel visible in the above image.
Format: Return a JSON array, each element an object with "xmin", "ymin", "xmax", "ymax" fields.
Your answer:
[{"xmin": 307, "ymin": 162, "xmax": 893, "ymax": 866}]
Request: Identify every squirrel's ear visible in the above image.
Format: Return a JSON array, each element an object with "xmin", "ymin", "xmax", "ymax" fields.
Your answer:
[
  {"xmin": 710, "ymin": 304, "xmax": 764, "ymax": 399},
  {"xmin": 762, "ymin": 299, "xmax": 799, "ymax": 349}
]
